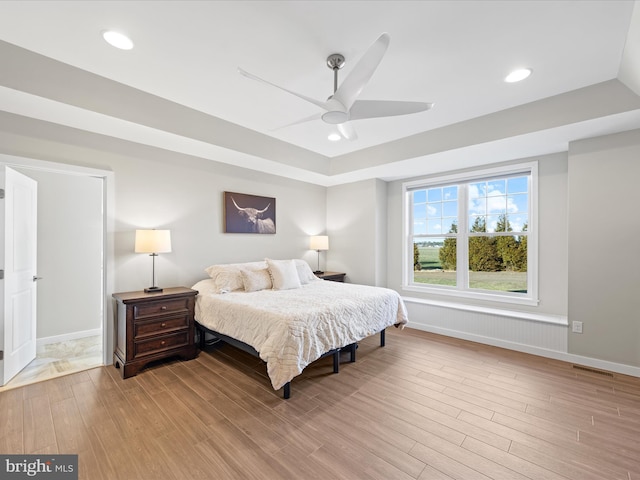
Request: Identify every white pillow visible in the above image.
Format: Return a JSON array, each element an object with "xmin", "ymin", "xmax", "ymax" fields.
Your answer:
[
  {"xmin": 294, "ymin": 259, "xmax": 318, "ymax": 284},
  {"xmin": 204, "ymin": 261, "xmax": 267, "ymax": 293},
  {"xmin": 204, "ymin": 260, "xmax": 266, "ymax": 279},
  {"xmin": 241, "ymin": 268, "xmax": 273, "ymax": 292},
  {"xmin": 266, "ymin": 258, "xmax": 302, "ymax": 290},
  {"xmin": 212, "ymin": 270, "xmax": 244, "ymax": 293}
]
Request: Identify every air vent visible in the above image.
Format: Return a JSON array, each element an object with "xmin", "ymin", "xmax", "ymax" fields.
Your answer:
[{"xmin": 572, "ymin": 365, "xmax": 614, "ymax": 377}]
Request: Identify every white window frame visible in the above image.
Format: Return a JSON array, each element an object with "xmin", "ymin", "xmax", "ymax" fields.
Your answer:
[{"xmin": 402, "ymin": 161, "xmax": 538, "ymax": 306}]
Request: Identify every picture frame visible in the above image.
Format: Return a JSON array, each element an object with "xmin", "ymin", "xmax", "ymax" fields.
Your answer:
[{"xmin": 223, "ymin": 191, "xmax": 276, "ymax": 234}]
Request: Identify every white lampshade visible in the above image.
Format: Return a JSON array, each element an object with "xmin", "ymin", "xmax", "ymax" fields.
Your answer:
[
  {"xmin": 135, "ymin": 229, "xmax": 172, "ymax": 254},
  {"xmin": 310, "ymin": 235, "xmax": 329, "ymax": 251}
]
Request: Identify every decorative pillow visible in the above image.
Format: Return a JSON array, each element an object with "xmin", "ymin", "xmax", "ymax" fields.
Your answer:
[
  {"xmin": 294, "ymin": 259, "xmax": 318, "ymax": 284},
  {"xmin": 213, "ymin": 270, "xmax": 244, "ymax": 293},
  {"xmin": 204, "ymin": 260, "xmax": 266, "ymax": 279},
  {"xmin": 265, "ymin": 258, "xmax": 302, "ymax": 290},
  {"xmin": 241, "ymin": 268, "xmax": 273, "ymax": 292},
  {"xmin": 204, "ymin": 261, "xmax": 267, "ymax": 293}
]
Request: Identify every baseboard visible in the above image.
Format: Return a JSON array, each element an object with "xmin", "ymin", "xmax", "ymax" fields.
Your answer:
[
  {"xmin": 36, "ymin": 328, "xmax": 102, "ymax": 347},
  {"xmin": 408, "ymin": 323, "xmax": 640, "ymax": 379}
]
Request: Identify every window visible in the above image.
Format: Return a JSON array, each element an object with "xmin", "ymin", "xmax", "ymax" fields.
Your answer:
[{"xmin": 403, "ymin": 162, "xmax": 537, "ymax": 305}]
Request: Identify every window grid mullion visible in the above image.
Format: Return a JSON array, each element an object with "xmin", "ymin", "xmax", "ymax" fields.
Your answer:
[{"xmin": 458, "ymin": 183, "xmax": 469, "ymax": 290}]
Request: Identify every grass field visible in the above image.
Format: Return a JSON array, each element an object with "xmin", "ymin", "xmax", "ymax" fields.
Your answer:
[
  {"xmin": 415, "ymin": 246, "xmax": 527, "ymax": 292},
  {"xmin": 416, "ymin": 246, "xmax": 443, "ymax": 270}
]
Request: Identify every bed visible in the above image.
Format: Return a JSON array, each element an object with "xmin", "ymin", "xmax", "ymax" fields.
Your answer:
[{"xmin": 192, "ymin": 258, "xmax": 408, "ymax": 398}]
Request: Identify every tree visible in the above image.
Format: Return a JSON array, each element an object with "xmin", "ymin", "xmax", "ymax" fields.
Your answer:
[
  {"xmin": 439, "ymin": 222, "xmax": 457, "ymax": 270},
  {"xmin": 469, "ymin": 217, "xmax": 502, "ymax": 272},
  {"xmin": 413, "ymin": 242, "xmax": 421, "ymax": 270},
  {"xmin": 437, "ymin": 216, "xmax": 527, "ymax": 274},
  {"xmin": 495, "ymin": 215, "xmax": 527, "ymax": 272},
  {"xmin": 511, "ymin": 223, "xmax": 528, "ymax": 272},
  {"xmin": 496, "ymin": 215, "xmax": 517, "ymax": 271}
]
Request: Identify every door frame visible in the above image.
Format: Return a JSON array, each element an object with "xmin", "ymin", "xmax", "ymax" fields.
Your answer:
[{"xmin": 0, "ymin": 153, "xmax": 114, "ymax": 366}]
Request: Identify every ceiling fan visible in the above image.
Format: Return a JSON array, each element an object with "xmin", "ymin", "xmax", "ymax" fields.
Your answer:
[{"xmin": 238, "ymin": 33, "xmax": 433, "ymax": 141}]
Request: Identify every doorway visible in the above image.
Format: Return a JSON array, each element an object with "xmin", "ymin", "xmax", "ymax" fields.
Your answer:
[{"xmin": 0, "ymin": 154, "xmax": 112, "ymax": 389}]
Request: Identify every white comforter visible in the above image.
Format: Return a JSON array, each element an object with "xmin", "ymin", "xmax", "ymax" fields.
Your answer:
[{"xmin": 192, "ymin": 278, "xmax": 408, "ymax": 390}]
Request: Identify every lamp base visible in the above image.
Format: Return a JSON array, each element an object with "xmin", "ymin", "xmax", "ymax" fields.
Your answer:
[{"xmin": 144, "ymin": 286, "xmax": 163, "ymax": 293}]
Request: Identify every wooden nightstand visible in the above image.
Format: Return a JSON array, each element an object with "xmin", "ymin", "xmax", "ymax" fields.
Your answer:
[
  {"xmin": 112, "ymin": 287, "xmax": 198, "ymax": 378},
  {"xmin": 315, "ymin": 271, "xmax": 346, "ymax": 282}
]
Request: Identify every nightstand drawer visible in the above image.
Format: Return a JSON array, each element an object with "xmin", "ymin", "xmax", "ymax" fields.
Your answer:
[
  {"xmin": 134, "ymin": 315, "xmax": 189, "ymax": 338},
  {"xmin": 134, "ymin": 298, "xmax": 189, "ymax": 318},
  {"xmin": 134, "ymin": 331, "xmax": 189, "ymax": 358}
]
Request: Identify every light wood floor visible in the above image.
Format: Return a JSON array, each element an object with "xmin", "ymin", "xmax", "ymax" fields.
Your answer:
[{"xmin": 1, "ymin": 327, "xmax": 639, "ymax": 479}]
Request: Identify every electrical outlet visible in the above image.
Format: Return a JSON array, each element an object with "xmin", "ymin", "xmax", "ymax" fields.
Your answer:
[{"xmin": 572, "ymin": 321, "xmax": 583, "ymax": 334}]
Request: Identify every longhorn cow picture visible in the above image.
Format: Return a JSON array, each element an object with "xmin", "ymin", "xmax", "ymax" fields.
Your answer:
[{"xmin": 223, "ymin": 191, "xmax": 276, "ymax": 234}]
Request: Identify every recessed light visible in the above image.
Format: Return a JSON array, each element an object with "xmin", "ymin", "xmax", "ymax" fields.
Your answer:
[
  {"xmin": 328, "ymin": 133, "xmax": 341, "ymax": 142},
  {"xmin": 102, "ymin": 30, "xmax": 134, "ymax": 50},
  {"xmin": 505, "ymin": 68, "xmax": 532, "ymax": 83}
]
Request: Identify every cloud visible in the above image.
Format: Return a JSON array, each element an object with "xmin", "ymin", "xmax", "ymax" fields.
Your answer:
[{"xmin": 469, "ymin": 194, "xmax": 519, "ymax": 215}]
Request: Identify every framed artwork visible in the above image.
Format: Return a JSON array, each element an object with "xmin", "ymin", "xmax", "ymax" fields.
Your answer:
[{"xmin": 223, "ymin": 191, "xmax": 276, "ymax": 234}]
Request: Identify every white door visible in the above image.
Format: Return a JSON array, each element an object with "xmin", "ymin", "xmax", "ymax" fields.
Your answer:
[{"xmin": 0, "ymin": 166, "xmax": 38, "ymax": 386}]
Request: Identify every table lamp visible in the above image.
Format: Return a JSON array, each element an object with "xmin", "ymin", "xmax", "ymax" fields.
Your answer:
[
  {"xmin": 135, "ymin": 229, "xmax": 172, "ymax": 292},
  {"xmin": 309, "ymin": 235, "xmax": 329, "ymax": 274}
]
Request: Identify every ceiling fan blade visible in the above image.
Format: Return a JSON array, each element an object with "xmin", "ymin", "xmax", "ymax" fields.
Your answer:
[
  {"xmin": 332, "ymin": 33, "xmax": 390, "ymax": 111},
  {"xmin": 337, "ymin": 122, "xmax": 358, "ymax": 141},
  {"xmin": 238, "ymin": 68, "xmax": 328, "ymax": 111},
  {"xmin": 349, "ymin": 100, "xmax": 433, "ymax": 120},
  {"xmin": 271, "ymin": 113, "xmax": 322, "ymax": 132}
]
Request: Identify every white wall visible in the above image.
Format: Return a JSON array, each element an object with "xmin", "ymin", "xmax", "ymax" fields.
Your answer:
[{"xmin": 15, "ymin": 168, "xmax": 103, "ymax": 340}]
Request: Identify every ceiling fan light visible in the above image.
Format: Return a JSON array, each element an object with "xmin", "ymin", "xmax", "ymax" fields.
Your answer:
[
  {"xmin": 322, "ymin": 111, "xmax": 350, "ymax": 124},
  {"xmin": 328, "ymin": 133, "xmax": 341, "ymax": 142},
  {"xmin": 505, "ymin": 68, "xmax": 532, "ymax": 83},
  {"xmin": 102, "ymin": 30, "xmax": 134, "ymax": 50}
]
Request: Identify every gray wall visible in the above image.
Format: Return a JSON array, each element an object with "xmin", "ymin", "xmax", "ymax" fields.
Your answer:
[
  {"xmin": 107, "ymin": 147, "xmax": 326, "ymax": 293},
  {"xmin": 327, "ymin": 179, "xmax": 387, "ymax": 286},
  {"xmin": 14, "ymin": 168, "xmax": 103, "ymax": 339},
  {"xmin": 0, "ymin": 116, "xmax": 326, "ymax": 359},
  {"xmin": 568, "ymin": 129, "xmax": 640, "ymax": 366},
  {"xmin": 1, "ymin": 120, "xmax": 325, "ymax": 290},
  {"xmin": 362, "ymin": 153, "xmax": 576, "ymax": 372},
  {"xmin": 385, "ymin": 153, "xmax": 569, "ymax": 317},
  {"xmin": 2, "ymin": 112, "xmax": 640, "ymax": 373}
]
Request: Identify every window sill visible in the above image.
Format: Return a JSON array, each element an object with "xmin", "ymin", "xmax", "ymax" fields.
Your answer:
[
  {"xmin": 401, "ymin": 294, "xmax": 567, "ymax": 326},
  {"xmin": 402, "ymin": 284, "xmax": 539, "ymax": 307}
]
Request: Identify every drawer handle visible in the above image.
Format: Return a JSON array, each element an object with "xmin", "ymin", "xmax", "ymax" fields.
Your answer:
[
  {"xmin": 161, "ymin": 306, "xmax": 167, "ymax": 310},
  {"xmin": 161, "ymin": 340, "xmax": 166, "ymax": 345},
  {"xmin": 161, "ymin": 323, "xmax": 166, "ymax": 327}
]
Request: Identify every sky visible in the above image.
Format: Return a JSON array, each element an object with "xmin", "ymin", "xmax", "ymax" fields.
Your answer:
[{"xmin": 413, "ymin": 175, "xmax": 529, "ymax": 237}]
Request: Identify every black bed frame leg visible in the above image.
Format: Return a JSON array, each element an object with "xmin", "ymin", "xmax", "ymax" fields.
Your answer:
[
  {"xmin": 333, "ymin": 349, "xmax": 340, "ymax": 373},
  {"xmin": 283, "ymin": 382, "xmax": 291, "ymax": 399},
  {"xmin": 380, "ymin": 328, "xmax": 386, "ymax": 347},
  {"xmin": 348, "ymin": 343, "xmax": 357, "ymax": 362},
  {"xmin": 197, "ymin": 325, "xmax": 205, "ymax": 350}
]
